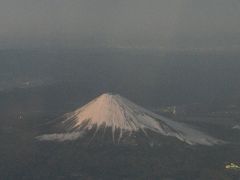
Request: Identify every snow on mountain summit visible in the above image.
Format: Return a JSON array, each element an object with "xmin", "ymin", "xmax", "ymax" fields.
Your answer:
[
  {"xmin": 37, "ymin": 93, "xmax": 224, "ymax": 146},
  {"xmin": 62, "ymin": 93, "xmax": 161, "ymax": 134}
]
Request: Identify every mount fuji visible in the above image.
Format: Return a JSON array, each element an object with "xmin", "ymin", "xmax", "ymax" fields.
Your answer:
[{"xmin": 37, "ymin": 93, "xmax": 224, "ymax": 146}]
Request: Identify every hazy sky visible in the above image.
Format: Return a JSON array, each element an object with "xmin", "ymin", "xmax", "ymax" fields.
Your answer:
[{"xmin": 0, "ymin": 0, "xmax": 240, "ymax": 50}]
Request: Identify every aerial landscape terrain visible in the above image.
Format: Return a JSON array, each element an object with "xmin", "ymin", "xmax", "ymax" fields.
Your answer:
[
  {"xmin": 1, "ymin": 50, "xmax": 240, "ymax": 179},
  {"xmin": 0, "ymin": 0, "xmax": 240, "ymax": 179}
]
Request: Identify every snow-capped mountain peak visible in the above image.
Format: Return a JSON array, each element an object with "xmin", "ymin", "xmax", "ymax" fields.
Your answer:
[
  {"xmin": 37, "ymin": 93, "xmax": 224, "ymax": 146},
  {"xmin": 62, "ymin": 93, "xmax": 161, "ymax": 134}
]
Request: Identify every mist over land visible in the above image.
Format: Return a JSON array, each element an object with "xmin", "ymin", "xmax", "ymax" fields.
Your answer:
[
  {"xmin": 1, "ymin": 49, "xmax": 240, "ymax": 107},
  {"xmin": 0, "ymin": 0, "xmax": 240, "ymax": 50}
]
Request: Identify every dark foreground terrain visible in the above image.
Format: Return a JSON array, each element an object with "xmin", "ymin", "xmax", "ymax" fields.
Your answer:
[
  {"xmin": 1, "ymin": 83, "xmax": 240, "ymax": 180},
  {"xmin": 1, "ymin": 129, "xmax": 240, "ymax": 180}
]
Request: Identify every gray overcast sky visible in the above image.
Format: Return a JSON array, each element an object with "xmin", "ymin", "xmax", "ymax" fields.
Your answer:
[{"xmin": 0, "ymin": 0, "xmax": 240, "ymax": 50}]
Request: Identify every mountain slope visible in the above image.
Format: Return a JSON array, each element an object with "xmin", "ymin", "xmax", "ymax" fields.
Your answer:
[{"xmin": 37, "ymin": 93, "xmax": 224, "ymax": 146}]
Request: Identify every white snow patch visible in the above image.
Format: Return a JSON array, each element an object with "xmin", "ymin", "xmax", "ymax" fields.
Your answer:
[
  {"xmin": 36, "ymin": 132, "xmax": 83, "ymax": 142},
  {"xmin": 233, "ymin": 125, "xmax": 240, "ymax": 130}
]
